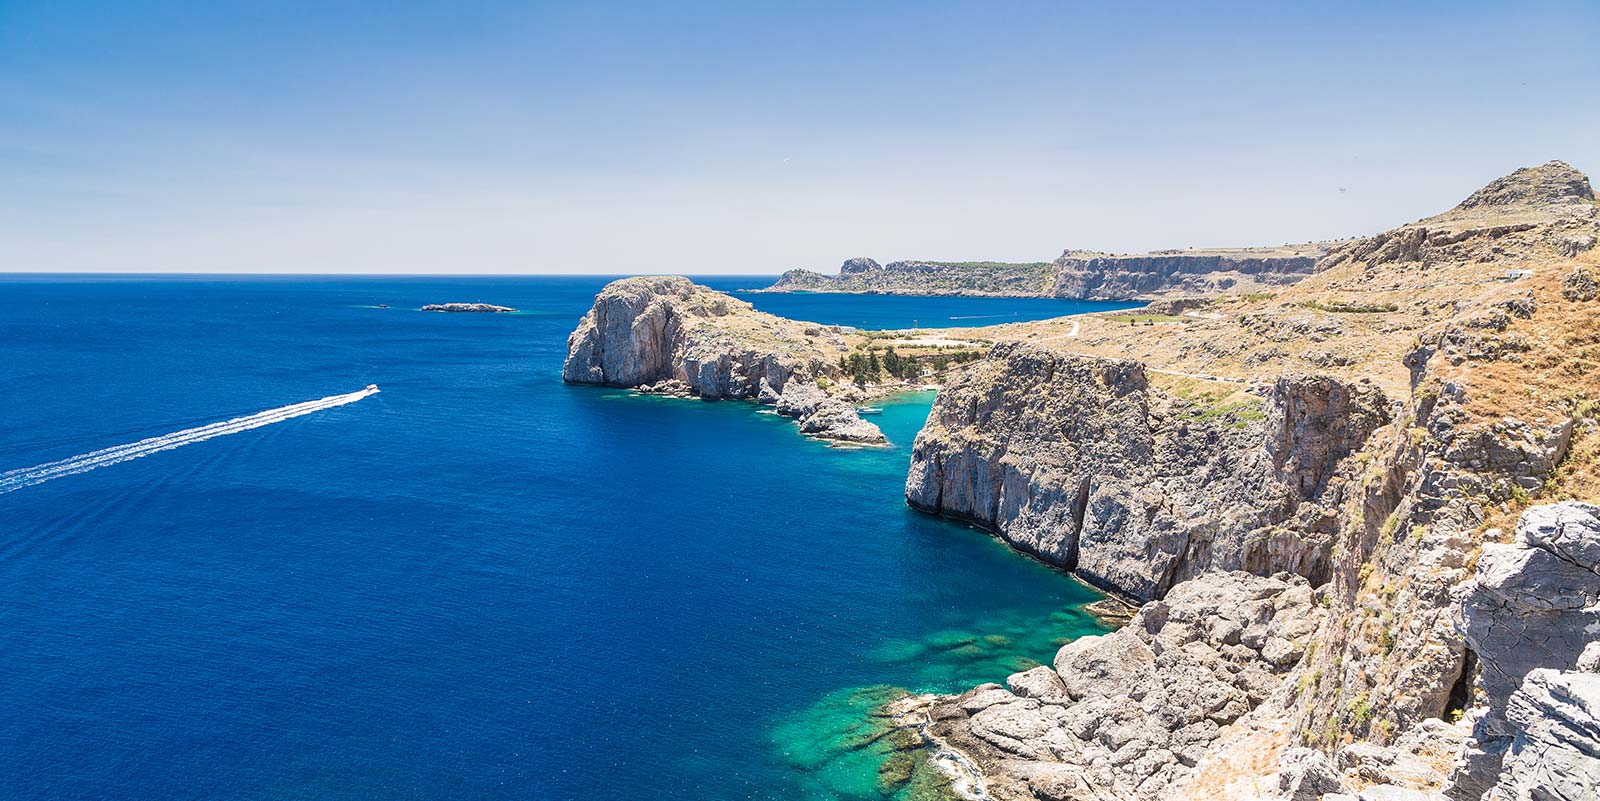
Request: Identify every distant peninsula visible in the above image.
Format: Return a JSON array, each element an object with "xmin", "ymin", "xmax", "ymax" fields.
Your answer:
[
  {"xmin": 759, "ymin": 245, "xmax": 1323, "ymax": 300},
  {"xmin": 421, "ymin": 303, "xmax": 517, "ymax": 313}
]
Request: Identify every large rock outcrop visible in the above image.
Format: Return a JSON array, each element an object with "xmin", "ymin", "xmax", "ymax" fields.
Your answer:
[
  {"xmin": 904, "ymin": 341, "xmax": 1388, "ymax": 602},
  {"xmin": 1444, "ymin": 502, "xmax": 1600, "ymax": 799},
  {"xmin": 562, "ymin": 276, "xmax": 885, "ymax": 443},
  {"xmin": 920, "ymin": 572, "xmax": 1322, "ymax": 801},
  {"xmin": 1485, "ymin": 668, "xmax": 1600, "ymax": 801}
]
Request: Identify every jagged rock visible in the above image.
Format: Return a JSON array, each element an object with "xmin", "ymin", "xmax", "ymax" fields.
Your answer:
[
  {"xmin": 1278, "ymin": 747, "xmax": 1348, "ymax": 801},
  {"xmin": 797, "ymin": 399, "xmax": 887, "ymax": 444},
  {"xmin": 924, "ymin": 572, "xmax": 1321, "ymax": 801},
  {"xmin": 1457, "ymin": 160, "xmax": 1594, "ymax": 209},
  {"xmin": 904, "ymin": 342, "xmax": 1386, "ymax": 601},
  {"xmin": 771, "ymin": 381, "xmax": 886, "ymax": 444},
  {"xmin": 562, "ymin": 276, "xmax": 884, "ymax": 443},
  {"xmin": 1485, "ymin": 669, "xmax": 1600, "ymax": 801},
  {"xmin": 1444, "ymin": 503, "xmax": 1600, "ymax": 798}
]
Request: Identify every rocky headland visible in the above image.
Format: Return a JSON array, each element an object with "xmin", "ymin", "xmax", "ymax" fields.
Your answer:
[
  {"xmin": 760, "ymin": 247, "xmax": 1320, "ymax": 301},
  {"xmin": 765, "ymin": 258, "xmax": 1059, "ymax": 297},
  {"xmin": 561, "ymin": 275, "xmax": 887, "ymax": 443},
  {"xmin": 890, "ymin": 160, "xmax": 1600, "ymax": 799},
  {"xmin": 1052, "ymin": 246, "xmax": 1320, "ymax": 300},
  {"xmin": 421, "ymin": 302, "xmax": 517, "ymax": 312}
]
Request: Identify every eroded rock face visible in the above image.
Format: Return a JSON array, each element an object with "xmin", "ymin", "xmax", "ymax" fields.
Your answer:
[
  {"xmin": 1444, "ymin": 502, "xmax": 1600, "ymax": 799},
  {"xmin": 562, "ymin": 276, "xmax": 884, "ymax": 443},
  {"xmin": 1052, "ymin": 250, "xmax": 1317, "ymax": 300},
  {"xmin": 1487, "ymin": 669, "xmax": 1600, "ymax": 801},
  {"xmin": 904, "ymin": 342, "xmax": 1388, "ymax": 601},
  {"xmin": 926, "ymin": 572, "xmax": 1322, "ymax": 801}
]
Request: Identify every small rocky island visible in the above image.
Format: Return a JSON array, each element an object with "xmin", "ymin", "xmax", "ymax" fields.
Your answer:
[
  {"xmin": 561, "ymin": 276, "xmax": 888, "ymax": 444},
  {"xmin": 421, "ymin": 302, "xmax": 517, "ymax": 313}
]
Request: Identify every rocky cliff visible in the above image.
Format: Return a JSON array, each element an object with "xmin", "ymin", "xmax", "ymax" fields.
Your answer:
[
  {"xmin": 762, "ymin": 249, "xmax": 1320, "ymax": 300},
  {"xmin": 1051, "ymin": 247, "xmax": 1320, "ymax": 300},
  {"xmin": 905, "ymin": 342, "xmax": 1388, "ymax": 602},
  {"xmin": 562, "ymin": 276, "xmax": 885, "ymax": 443},
  {"xmin": 897, "ymin": 161, "xmax": 1600, "ymax": 799},
  {"xmin": 764, "ymin": 257, "xmax": 1059, "ymax": 297}
]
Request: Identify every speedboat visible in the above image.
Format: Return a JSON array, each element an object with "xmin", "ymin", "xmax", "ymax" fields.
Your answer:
[
  {"xmin": 857, "ymin": 406, "xmax": 884, "ymax": 415},
  {"xmin": 366, "ymin": 384, "xmax": 380, "ymax": 393}
]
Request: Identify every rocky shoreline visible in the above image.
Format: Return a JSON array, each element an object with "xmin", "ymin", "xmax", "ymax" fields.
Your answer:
[{"xmin": 565, "ymin": 161, "xmax": 1600, "ymax": 800}]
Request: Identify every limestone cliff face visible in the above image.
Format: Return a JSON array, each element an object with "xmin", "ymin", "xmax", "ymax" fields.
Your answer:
[
  {"xmin": 900, "ymin": 162, "xmax": 1600, "ymax": 801},
  {"xmin": 763, "ymin": 251, "xmax": 1318, "ymax": 299},
  {"xmin": 1051, "ymin": 249, "xmax": 1318, "ymax": 300},
  {"xmin": 562, "ymin": 276, "xmax": 885, "ymax": 443},
  {"xmin": 904, "ymin": 342, "xmax": 1388, "ymax": 602}
]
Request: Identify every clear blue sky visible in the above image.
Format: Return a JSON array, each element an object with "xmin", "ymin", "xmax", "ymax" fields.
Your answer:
[{"xmin": 3, "ymin": 1, "xmax": 1597, "ymax": 274}]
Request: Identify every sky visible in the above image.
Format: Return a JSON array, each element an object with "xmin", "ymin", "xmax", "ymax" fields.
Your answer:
[{"xmin": 2, "ymin": 1, "xmax": 1598, "ymax": 275}]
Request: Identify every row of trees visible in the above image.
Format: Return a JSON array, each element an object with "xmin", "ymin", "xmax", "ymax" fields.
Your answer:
[{"xmin": 837, "ymin": 347, "xmax": 982, "ymax": 386}]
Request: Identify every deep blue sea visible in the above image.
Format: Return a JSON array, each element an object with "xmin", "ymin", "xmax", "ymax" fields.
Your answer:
[{"xmin": 0, "ymin": 276, "xmax": 1130, "ymax": 801}]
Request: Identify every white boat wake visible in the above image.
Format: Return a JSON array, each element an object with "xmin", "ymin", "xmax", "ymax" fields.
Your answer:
[{"xmin": 0, "ymin": 385, "xmax": 379, "ymax": 495}]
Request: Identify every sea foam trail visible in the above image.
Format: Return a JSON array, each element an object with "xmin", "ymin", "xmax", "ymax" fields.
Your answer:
[{"xmin": 0, "ymin": 386, "xmax": 379, "ymax": 495}]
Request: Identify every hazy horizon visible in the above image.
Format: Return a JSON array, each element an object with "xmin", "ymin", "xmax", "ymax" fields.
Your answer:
[{"xmin": 4, "ymin": 1, "xmax": 1598, "ymax": 275}]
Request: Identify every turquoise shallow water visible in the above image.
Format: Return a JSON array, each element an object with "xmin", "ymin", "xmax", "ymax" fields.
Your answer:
[{"xmin": 0, "ymin": 275, "xmax": 1112, "ymax": 801}]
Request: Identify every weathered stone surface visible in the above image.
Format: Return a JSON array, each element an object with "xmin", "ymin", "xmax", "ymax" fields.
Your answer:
[
  {"xmin": 1278, "ymin": 747, "xmax": 1348, "ymax": 801},
  {"xmin": 1444, "ymin": 503, "xmax": 1600, "ymax": 798},
  {"xmin": 1485, "ymin": 669, "xmax": 1600, "ymax": 801},
  {"xmin": 562, "ymin": 276, "xmax": 884, "ymax": 442},
  {"xmin": 1008, "ymin": 665, "xmax": 1069, "ymax": 701},
  {"xmin": 905, "ymin": 341, "xmax": 1387, "ymax": 602},
  {"xmin": 925, "ymin": 572, "xmax": 1321, "ymax": 801}
]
